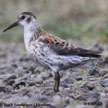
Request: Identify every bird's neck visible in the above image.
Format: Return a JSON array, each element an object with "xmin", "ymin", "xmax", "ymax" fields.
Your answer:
[
  {"xmin": 24, "ymin": 21, "xmax": 42, "ymax": 52},
  {"xmin": 24, "ymin": 20, "xmax": 42, "ymax": 41},
  {"xmin": 24, "ymin": 20, "xmax": 41, "ymax": 36}
]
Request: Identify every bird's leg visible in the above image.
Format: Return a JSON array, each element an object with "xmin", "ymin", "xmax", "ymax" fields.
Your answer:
[{"xmin": 54, "ymin": 72, "xmax": 60, "ymax": 92}]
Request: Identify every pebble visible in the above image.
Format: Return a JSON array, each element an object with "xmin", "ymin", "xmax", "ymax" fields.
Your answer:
[
  {"xmin": 53, "ymin": 95, "xmax": 62, "ymax": 105},
  {"xmin": 99, "ymin": 69, "xmax": 108, "ymax": 76},
  {"xmin": 0, "ymin": 86, "xmax": 6, "ymax": 92},
  {"xmin": 91, "ymin": 43, "xmax": 104, "ymax": 53},
  {"xmin": 100, "ymin": 78, "xmax": 108, "ymax": 87},
  {"xmin": 83, "ymin": 91, "xmax": 100, "ymax": 103},
  {"xmin": 40, "ymin": 72, "xmax": 50, "ymax": 80},
  {"xmin": 89, "ymin": 67, "xmax": 99, "ymax": 75},
  {"xmin": 76, "ymin": 76, "xmax": 83, "ymax": 81},
  {"xmin": 13, "ymin": 81, "xmax": 26, "ymax": 89},
  {"xmin": 19, "ymin": 56, "xmax": 30, "ymax": 61},
  {"xmin": 3, "ymin": 74, "xmax": 17, "ymax": 85},
  {"xmin": 83, "ymin": 82, "xmax": 95, "ymax": 91},
  {"xmin": 27, "ymin": 80, "xmax": 36, "ymax": 86},
  {"xmin": 11, "ymin": 63, "xmax": 18, "ymax": 68},
  {"xmin": 35, "ymin": 75, "xmax": 43, "ymax": 84},
  {"xmin": 4, "ymin": 74, "xmax": 17, "ymax": 81},
  {"xmin": 7, "ymin": 80, "xmax": 15, "ymax": 86}
]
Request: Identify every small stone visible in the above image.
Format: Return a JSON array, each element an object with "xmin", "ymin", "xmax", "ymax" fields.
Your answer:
[
  {"xmin": 53, "ymin": 95, "xmax": 62, "ymax": 105},
  {"xmin": 0, "ymin": 86, "xmax": 6, "ymax": 92},
  {"xmin": 3, "ymin": 75, "xmax": 17, "ymax": 82},
  {"xmin": 83, "ymin": 91, "xmax": 100, "ymax": 102},
  {"xmin": 76, "ymin": 77, "xmax": 83, "ymax": 81},
  {"xmin": 105, "ymin": 102, "xmax": 108, "ymax": 108},
  {"xmin": 19, "ymin": 56, "xmax": 30, "ymax": 61},
  {"xmin": 27, "ymin": 81, "xmax": 36, "ymax": 86},
  {"xmin": 11, "ymin": 64, "xmax": 18, "ymax": 68},
  {"xmin": 99, "ymin": 69, "xmax": 108, "ymax": 76},
  {"xmin": 29, "ymin": 66, "xmax": 35, "ymax": 72},
  {"xmin": 35, "ymin": 75, "xmax": 43, "ymax": 84},
  {"xmin": 100, "ymin": 78, "xmax": 108, "ymax": 87},
  {"xmin": 63, "ymin": 84, "xmax": 69, "ymax": 88},
  {"xmin": 3, "ymin": 75, "xmax": 17, "ymax": 85},
  {"xmin": 41, "ymin": 72, "xmax": 50, "ymax": 80},
  {"xmin": 89, "ymin": 67, "xmax": 99, "ymax": 75},
  {"xmin": 0, "ymin": 70, "xmax": 7, "ymax": 75},
  {"xmin": 8, "ymin": 80, "xmax": 15, "ymax": 86},
  {"xmin": 32, "ymin": 69, "xmax": 41, "ymax": 74},
  {"xmin": 65, "ymin": 97, "xmax": 70, "ymax": 104},
  {"xmin": 13, "ymin": 81, "xmax": 26, "ymax": 89},
  {"xmin": 38, "ymin": 96, "xmax": 49, "ymax": 103},
  {"xmin": 59, "ymin": 86, "xmax": 64, "ymax": 91},
  {"xmin": 91, "ymin": 43, "xmax": 104, "ymax": 53},
  {"xmin": 85, "ymin": 82, "xmax": 95, "ymax": 90},
  {"xmin": 5, "ymin": 86, "xmax": 13, "ymax": 93}
]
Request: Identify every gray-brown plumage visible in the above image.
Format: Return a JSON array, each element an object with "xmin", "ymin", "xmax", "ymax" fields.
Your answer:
[{"xmin": 3, "ymin": 12, "xmax": 101, "ymax": 92}]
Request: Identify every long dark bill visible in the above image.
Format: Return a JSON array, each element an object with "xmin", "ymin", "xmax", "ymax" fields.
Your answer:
[{"xmin": 3, "ymin": 21, "xmax": 18, "ymax": 32}]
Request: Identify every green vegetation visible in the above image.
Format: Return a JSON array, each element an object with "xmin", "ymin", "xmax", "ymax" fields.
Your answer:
[
  {"xmin": 0, "ymin": 0, "xmax": 108, "ymax": 43},
  {"xmin": 73, "ymin": 80, "xmax": 83, "ymax": 85}
]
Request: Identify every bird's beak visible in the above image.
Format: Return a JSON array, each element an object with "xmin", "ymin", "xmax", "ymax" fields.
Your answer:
[{"xmin": 3, "ymin": 21, "xmax": 19, "ymax": 32}]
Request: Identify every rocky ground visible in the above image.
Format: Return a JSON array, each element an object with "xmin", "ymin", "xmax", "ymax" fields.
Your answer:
[{"xmin": 0, "ymin": 41, "xmax": 108, "ymax": 108}]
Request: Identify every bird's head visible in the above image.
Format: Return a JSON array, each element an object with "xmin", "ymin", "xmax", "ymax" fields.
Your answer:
[{"xmin": 3, "ymin": 12, "xmax": 39, "ymax": 32}]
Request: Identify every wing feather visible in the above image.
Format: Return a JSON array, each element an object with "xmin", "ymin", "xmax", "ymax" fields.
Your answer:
[{"xmin": 38, "ymin": 33, "xmax": 101, "ymax": 58}]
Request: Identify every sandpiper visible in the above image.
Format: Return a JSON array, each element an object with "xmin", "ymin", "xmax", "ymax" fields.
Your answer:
[{"xmin": 3, "ymin": 12, "xmax": 101, "ymax": 92}]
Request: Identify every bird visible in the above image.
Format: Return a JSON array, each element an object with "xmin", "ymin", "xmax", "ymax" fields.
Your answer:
[{"xmin": 3, "ymin": 12, "xmax": 101, "ymax": 92}]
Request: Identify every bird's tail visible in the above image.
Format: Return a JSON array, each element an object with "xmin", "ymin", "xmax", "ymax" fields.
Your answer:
[{"xmin": 72, "ymin": 48, "xmax": 101, "ymax": 58}]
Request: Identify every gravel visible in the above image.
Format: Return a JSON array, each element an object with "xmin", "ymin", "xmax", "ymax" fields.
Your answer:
[
  {"xmin": 0, "ymin": 41, "xmax": 108, "ymax": 108},
  {"xmin": 89, "ymin": 67, "xmax": 99, "ymax": 76},
  {"xmin": 100, "ymin": 78, "xmax": 108, "ymax": 87}
]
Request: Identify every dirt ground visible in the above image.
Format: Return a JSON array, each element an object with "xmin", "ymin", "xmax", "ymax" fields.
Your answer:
[{"xmin": 0, "ymin": 41, "xmax": 108, "ymax": 108}]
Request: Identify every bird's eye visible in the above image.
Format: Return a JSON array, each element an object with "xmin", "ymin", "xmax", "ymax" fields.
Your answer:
[{"xmin": 20, "ymin": 16, "xmax": 25, "ymax": 20}]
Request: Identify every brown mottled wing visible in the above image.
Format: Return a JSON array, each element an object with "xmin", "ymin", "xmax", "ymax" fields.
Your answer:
[{"xmin": 39, "ymin": 35, "xmax": 101, "ymax": 58}]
